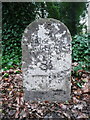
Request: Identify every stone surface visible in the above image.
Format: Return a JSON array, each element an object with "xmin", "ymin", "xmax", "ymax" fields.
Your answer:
[{"xmin": 22, "ymin": 18, "xmax": 72, "ymax": 102}]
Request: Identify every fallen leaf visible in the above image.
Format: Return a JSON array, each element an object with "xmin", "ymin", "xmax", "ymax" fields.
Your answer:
[
  {"xmin": 72, "ymin": 97, "xmax": 79, "ymax": 103},
  {"xmin": 82, "ymin": 83, "xmax": 89, "ymax": 93},
  {"xmin": 4, "ymin": 78, "xmax": 9, "ymax": 81}
]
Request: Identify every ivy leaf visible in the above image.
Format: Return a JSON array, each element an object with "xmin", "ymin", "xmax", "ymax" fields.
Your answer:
[
  {"xmin": 3, "ymin": 73, "xmax": 9, "ymax": 78},
  {"xmin": 77, "ymin": 82, "xmax": 82, "ymax": 88}
]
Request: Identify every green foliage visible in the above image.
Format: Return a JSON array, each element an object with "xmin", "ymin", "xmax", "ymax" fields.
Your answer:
[
  {"xmin": 46, "ymin": 2, "xmax": 60, "ymax": 20},
  {"xmin": 72, "ymin": 34, "xmax": 90, "ymax": 71},
  {"xmin": 2, "ymin": 3, "xmax": 36, "ymax": 70},
  {"xmin": 3, "ymin": 73, "xmax": 9, "ymax": 78},
  {"xmin": 58, "ymin": 2, "xmax": 87, "ymax": 36},
  {"xmin": 15, "ymin": 70, "xmax": 21, "ymax": 74},
  {"xmin": 77, "ymin": 82, "xmax": 82, "ymax": 88}
]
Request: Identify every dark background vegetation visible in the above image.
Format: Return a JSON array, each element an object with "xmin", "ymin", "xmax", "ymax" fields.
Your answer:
[{"xmin": 2, "ymin": 2, "xmax": 90, "ymax": 72}]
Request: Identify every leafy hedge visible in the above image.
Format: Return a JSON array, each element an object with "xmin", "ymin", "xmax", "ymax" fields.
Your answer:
[
  {"xmin": 72, "ymin": 34, "xmax": 90, "ymax": 71},
  {"xmin": 2, "ymin": 3, "xmax": 36, "ymax": 70}
]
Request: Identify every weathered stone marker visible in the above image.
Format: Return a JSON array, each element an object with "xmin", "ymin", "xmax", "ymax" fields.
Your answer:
[{"xmin": 22, "ymin": 18, "xmax": 72, "ymax": 102}]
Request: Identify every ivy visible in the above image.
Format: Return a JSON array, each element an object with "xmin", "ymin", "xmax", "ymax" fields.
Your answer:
[
  {"xmin": 2, "ymin": 3, "xmax": 36, "ymax": 70},
  {"xmin": 72, "ymin": 34, "xmax": 90, "ymax": 71}
]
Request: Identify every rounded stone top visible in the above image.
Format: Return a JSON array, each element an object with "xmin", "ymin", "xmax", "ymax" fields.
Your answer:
[
  {"xmin": 26, "ymin": 18, "xmax": 70, "ymax": 30},
  {"xmin": 22, "ymin": 18, "xmax": 72, "ymax": 72},
  {"xmin": 22, "ymin": 18, "xmax": 72, "ymax": 42}
]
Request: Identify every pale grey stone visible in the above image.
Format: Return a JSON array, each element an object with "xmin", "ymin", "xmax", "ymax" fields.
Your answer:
[{"xmin": 22, "ymin": 18, "xmax": 72, "ymax": 102}]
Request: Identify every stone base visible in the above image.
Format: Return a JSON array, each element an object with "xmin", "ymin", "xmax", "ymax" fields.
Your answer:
[{"xmin": 24, "ymin": 90, "xmax": 71, "ymax": 102}]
